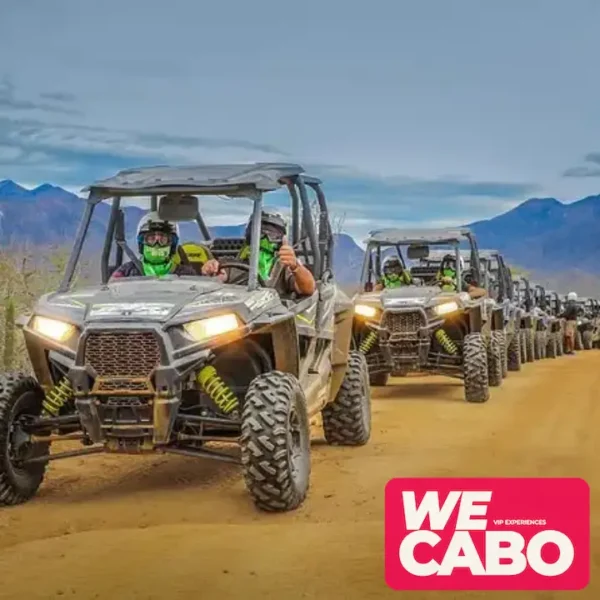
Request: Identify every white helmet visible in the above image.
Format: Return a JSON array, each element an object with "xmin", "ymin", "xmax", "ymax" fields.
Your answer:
[
  {"xmin": 136, "ymin": 211, "xmax": 180, "ymax": 238},
  {"xmin": 567, "ymin": 291, "xmax": 577, "ymax": 301}
]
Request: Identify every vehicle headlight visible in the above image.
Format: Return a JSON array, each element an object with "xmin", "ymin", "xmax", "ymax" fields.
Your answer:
[
  {"xmin": 32, "ymin": 316, "xmax": 75, "ymax": 342},
  {"xmin": 355, "ymin": 304, "xmax": 377, "ymax": 318},
  {"xmin": 577, "ymin": 320, "xmax": 582, "ymax": 326},
  {"xmin": 434, "ymin": 301, "xmax": 459, "ymax": 316},
  {"xmin": 183, "ymin": 313, "xmax": 241, "ymax": 342}
]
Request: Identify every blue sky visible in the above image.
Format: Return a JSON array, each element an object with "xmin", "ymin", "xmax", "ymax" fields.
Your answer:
[{"xmin": 1, "ymin": 0, "xmax": 600, "ymax": 241}]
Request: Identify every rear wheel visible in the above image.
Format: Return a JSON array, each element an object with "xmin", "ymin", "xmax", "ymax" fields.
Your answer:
[
  {"xmin": 583, "ymin": 330, "xmax": 593, "ymax": 350},
  {"xmin": 0, "ymin": 374, "xmax": 49, "ymax": 506},
  {"xmin": 240, "ymin": 371, "xmax": 310, "ymax": 512},
  {"xmin": 463, "ymin": 333, "xmax": 490, "ymax": 403},
  {"xmin": 322, "ymin": 351, "xmax": 371, "ymax": 446}
]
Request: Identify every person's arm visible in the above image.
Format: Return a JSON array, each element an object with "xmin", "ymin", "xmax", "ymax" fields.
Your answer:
[
  {"xmin": 289, "ymin": 262, "xmax": 316, "ymax": 295},
  {"xmin": 201, "ymin": 258, "xmax": 228, "ymax": 282},
  {"xmin": 278, "ymin": 239, "xmax": 316, "ymax": 296},
  {"xmin": 467, "ymin": 285, "xmax": 488, "ymax": 299}
]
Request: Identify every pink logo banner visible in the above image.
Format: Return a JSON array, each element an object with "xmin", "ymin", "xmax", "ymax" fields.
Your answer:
[{"xmin": 385, "ymin": 477, "xmax": 589, "ymax": 591}]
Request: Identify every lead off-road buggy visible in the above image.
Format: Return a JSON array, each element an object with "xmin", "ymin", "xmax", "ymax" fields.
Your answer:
[
  {"xmin": 0, "ymin": 163, "xmax": 371, "ymax": 512},
  {"xmin": 352, "ymin": 228, "xmax": 506, "ymax": 403}
]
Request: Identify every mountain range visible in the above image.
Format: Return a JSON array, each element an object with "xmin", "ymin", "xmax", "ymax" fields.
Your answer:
[{"xmin": 1, "ymin": 179, "xmax": 599, "ymax": 288}]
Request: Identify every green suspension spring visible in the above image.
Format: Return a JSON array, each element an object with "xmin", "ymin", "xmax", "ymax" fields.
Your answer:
[
  {"xmin": 42, "ymin": 376, "xmax": 74, "ymax": 416},
  {"xmin": 359, "ymin": 331, "xmax": 378, "ymax": 353},
  {"xmin": 197, "ymin": 365, "xmax": 239, "ymax": 414},
  {"xmin": 435, "ymin": 329, "xmax": 458, "ymax": 355}
]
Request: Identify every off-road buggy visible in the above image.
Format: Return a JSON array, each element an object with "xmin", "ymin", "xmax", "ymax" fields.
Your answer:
[
  {"xmin": 587, "ymin": 298, "xmax": 600, "ymax": 349},
  {"xmin": 476, "ymin": 250, "xmax": 522, "ymax": 374},
  {"xmin": 576, "ymin": 297, "xmax": 595, "ymax": 350},
  {"xmin": 532, "ymin": 284, "xmax": 562, "ymax": 358},
  {"xmin": 0, "ymin": 163, "xmax": 371, "ymax": 512},
  {"xmin": 545, "ymin": 290, "xmax": 566, "ymax": 356},
  {"xmin": 352, "ymin": 228, "xmax": 505, "ymax": 403},
  {"xmin": 513, "ymin": 277, "xmax": 545, "ymax": 364}
]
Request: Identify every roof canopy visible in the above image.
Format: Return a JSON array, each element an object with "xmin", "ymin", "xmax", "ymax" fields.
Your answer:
[
  {"xmin": 83, "ymin": 162, "xmax": 320, "ymax": 200},
  {"xmin": 365, "ymin": 227, "xmax": 471, "ymax": 245}
]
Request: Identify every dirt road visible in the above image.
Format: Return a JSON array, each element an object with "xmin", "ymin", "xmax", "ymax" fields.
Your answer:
[{"xmin": 1, "ymin": 352, "xmax": 598, "ymax": 600}]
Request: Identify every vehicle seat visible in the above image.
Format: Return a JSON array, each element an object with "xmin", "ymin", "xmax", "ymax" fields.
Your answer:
[{"xmin": 173, "ymin": 242, "xmax": 214, "ymax": 274}]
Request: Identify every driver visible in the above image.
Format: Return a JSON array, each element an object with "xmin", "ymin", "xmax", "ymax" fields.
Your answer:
[
  {"xmin": 374, "ymin": 256, "xmax": 412, "ymax": 290},
  {"xmin": 201, "ymin": 210, "xmax": 316, "ymax": 296},
  {"xmin": 110, "ymin": 212, "xmax": 197, "ymax": 279},
  {"xmin": 436, "ymin": 253, "xmax": 487, "ymax": 299}
]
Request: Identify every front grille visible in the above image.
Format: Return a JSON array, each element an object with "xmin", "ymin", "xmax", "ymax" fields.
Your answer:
[
  {"xmin": 95, "ymin": 379, "xmax": 153, "ymax": 393},
  {"xmin": 84, "ymin": 332, "xmax": 161, "ymax": 378},
  {"xmin": 382, "ymin": 311, "xmax": 425, "ymax": 334}
]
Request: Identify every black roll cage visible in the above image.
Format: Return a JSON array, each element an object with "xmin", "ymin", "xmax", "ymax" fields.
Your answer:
[{"xmin": 58, "ymin": 174, "xmax": 333, "ymax": 293}]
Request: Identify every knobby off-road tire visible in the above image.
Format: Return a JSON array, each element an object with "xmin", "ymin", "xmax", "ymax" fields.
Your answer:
[
  {"xmin": 369, "ymin": 371, "xmax": 389, "ymax": 386},
  {"xmin": 520, "ymin": 330, "xmax": 528, "ymax": 364},
  {"xmin": 322, "ymin": 351, "xmax": 371, "ymax": 446},
  {"xmin": 487, "ymin": 331, "xmax": 504, "ymax": 387},
  {"xmin": 546, "ymin": 332, "xmax": 557, "ymax": 358},
  {"xmin": 556, "ymin": 332, "xmax": 564, "ymax": 356},
  {"xmin": 463, "ymin": 333, "xmax": 490, "ymax": 403},
  {"xmin": 582, "ymin": 330, "xmax": 593, "ymax": 350},
  {"xmin": 507, "ymin": 331, "xmax": 522, "ymax": 372},
  {"xmin": 534, "ymin": 331, "xmax": 546, "ymax": 360},
  {"xmin": 0, "ymin": 373, "xmax": 49, "ymax": 506},
  {"xmin": 499, "ymin": 330, "xmax": 508, "ymax": 378},
  {"xmin": 240, "ymin": 371, "xmax": 310, "ymax": 512},
  {"xmin": 575, "ymin": 330, "xmax": 583, "ymax": 351},
  {"xmin": 525, "ymin": 330, "xmax": 535, "ymax": 363}
]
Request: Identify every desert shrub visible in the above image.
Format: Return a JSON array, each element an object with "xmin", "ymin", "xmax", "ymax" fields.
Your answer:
[{"xmin": 0, "ymin": 244, "xmax": 94, "ymax": 372}]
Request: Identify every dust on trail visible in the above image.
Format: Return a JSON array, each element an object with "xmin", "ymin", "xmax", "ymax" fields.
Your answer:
[{"xmin": 1, "ymin": 352, "xmax": 598, "ymax": 600}]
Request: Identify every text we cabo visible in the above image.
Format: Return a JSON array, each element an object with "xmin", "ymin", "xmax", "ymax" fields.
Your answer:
[{"xmin": 384, "ymin": 478, "xmax": 589, "ymax": 591}]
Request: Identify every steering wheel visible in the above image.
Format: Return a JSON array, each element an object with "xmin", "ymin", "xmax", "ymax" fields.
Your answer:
[{"xmin": 215, "ymin": 260, "xmax": 267, "ymax": 287}]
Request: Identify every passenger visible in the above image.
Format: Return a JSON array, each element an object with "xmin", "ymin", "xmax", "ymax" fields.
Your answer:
[
  {"xmin": 436, "ymin": 254, "xmax": 487, "ymax": 299},
  {"xmin": 201, "ymin": 210, "xmax": 316, "ymax": 296},
  {"xmin": 110, "ymin": 212, "xmax": 197, "ymax": 279},
  {"xmin": 374, "ymin": 257, "xmax": 412, "ymax": 290}
]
